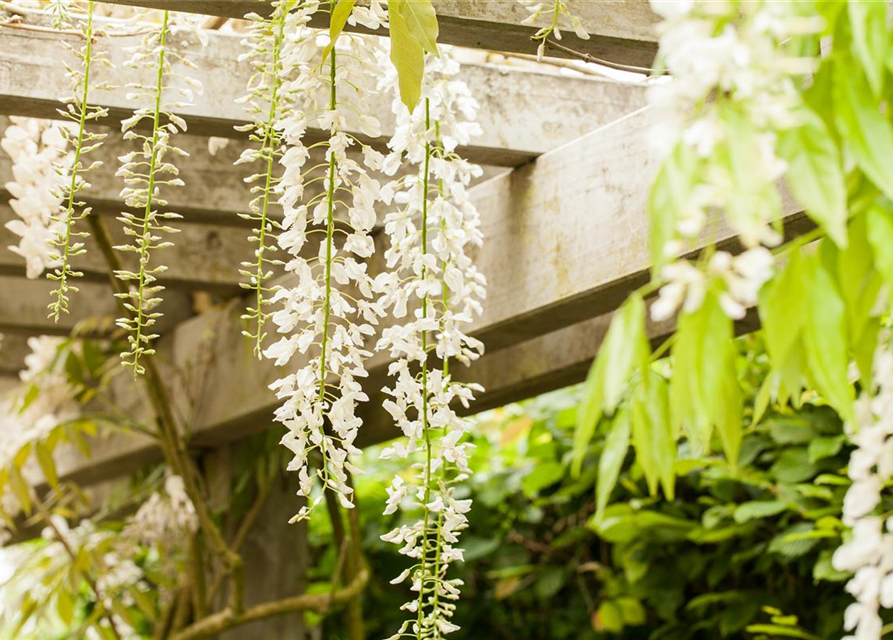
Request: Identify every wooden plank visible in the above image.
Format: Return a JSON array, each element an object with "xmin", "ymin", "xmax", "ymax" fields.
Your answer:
[
  {"xmin": 0, "ymin": 275, "xmax": 194, "ymax": 336},
  {"xmin": 0, "ymin": 19, "xmax": 650, "ymax": 166},
  {"xmin": 91, "ymin": 0, "xmax": 661, "ymax": 67},
  {"xmin": 50, "ymin": 105, "xmax": 808, "ymax": 486},
  {"xmin": 0, "ymin": 203, "xmax": 255, "ymax": 295}
]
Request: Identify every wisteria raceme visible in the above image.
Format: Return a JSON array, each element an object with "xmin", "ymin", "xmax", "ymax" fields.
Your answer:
[
  {"xmin": 236, "ymin": 0, "xmax": 296, "ymax": 356},
  {"xmin": 114, "ymin": 11, "xmax": 204, "ymax": 375},
  {"xmin": 832, "ymin": 342, "xmax": 893, "ymax": 640},
  {"xmin": 1, "ymin": 118, "xmax": 71, "ymax": 280},
  {"xmin": 0, "ymin": 336, "xmax": 80, "ymax": 544},
  {"xmin": 647, "ymin": 0, "xmax": 820, "ymax": 323},
  {"xmin": 375, "ymin": 48, "xmax": 486, "ymax": 640},
  {"xmin": 47, "ymin": 0, "xmax": 112, "ymax": 321},
  {"xmin": 123, "ymin": 474, "xmax": 198, "ymax": 545},
  {"xmin": 264, "ymin": 1, "xmax": 389, "ymax": 521}
]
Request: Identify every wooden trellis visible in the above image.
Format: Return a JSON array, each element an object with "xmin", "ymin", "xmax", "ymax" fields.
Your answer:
[{"xmin": 0, "ymin": 0, "xmax": 795, "ymax": 489}]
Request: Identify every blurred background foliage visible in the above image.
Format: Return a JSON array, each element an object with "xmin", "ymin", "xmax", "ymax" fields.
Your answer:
[
  {"xmin": 306, "ymin": 334, "xmax": 860, "ymax": 640},
  {"xmin": 0, "ymin": 333, "xmax": 867, "ymax": 639}
]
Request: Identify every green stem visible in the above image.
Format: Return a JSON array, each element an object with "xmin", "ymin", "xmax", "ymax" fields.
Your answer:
[
  {"xmin": 318, "ymin": 46, "xmax": 337, "ymax": 403},
  {"xmin": 129, "ymin": 9, "xmax": 169, "ymax": 376},
  {"xmin": 249, "ymin": 5, "xmax": 288, "ymax": 357},
  {"xmin": 50, "ymin": 0, "xmax": 95, "ymax": 321},
  {"xmin": 416, "ymin": 97, "xmax": 434, "ymax": 632}
]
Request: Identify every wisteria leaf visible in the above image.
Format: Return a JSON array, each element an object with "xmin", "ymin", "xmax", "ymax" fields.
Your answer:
[
  {"xmin": 323, "ymin": 0, "xmax": 356, "ymax": 59},
  {"xmin": 778, "ymin": 109, "xmax": 848, "ymax": 247},
  {"xmin": 630, "ymin": 372, "xmax": 675, "ymax": 499},
  {"xmin": 395, "ymin": 0, "xmax": 439, "ymax": 54},
  {"xmin": 388, "ymin": 0, "xmax": 425, "ymax": 111},
  {"xmin": 833, "ymin": 62, "xmax": 893, "ymax": 202},
  {"xmin": 594, "ymin": 408, "xmax": 630, "ymax": 524},
  {"xmin": 848, "ymin": 0, "xmax": 887, "ymax": 97},
  {"xmin": 573, "ymin": 293, "xmax": 648, "ymax": 476},
  {"xmin": 867, "ymin": 203, "xmax": 893, "ymax": 290},
  {"xmin": 803, "ymin": 253, "xmax": 854, "ymax": 423}
]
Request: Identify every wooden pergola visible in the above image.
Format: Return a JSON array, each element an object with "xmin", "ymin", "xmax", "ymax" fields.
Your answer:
[
  {"xmin": 0, "ymin": 2, "xmax": 821, "ymax": 635},
  {"xmin": 0, "ymin": 0, "xmax": 811, "ymax": 488}
]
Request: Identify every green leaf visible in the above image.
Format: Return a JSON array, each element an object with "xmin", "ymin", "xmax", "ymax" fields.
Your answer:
[
  {"xmin": 573, "ymin": 293, "xmax": 648, "ymax": 475},
  {"xmin": 534, "ymin": 567, "xmax": 565, "ymax": 600},
  {"xmin": 595, "ymin": 600, "xmax": 624, "ymax": 633},
  {"xmin": 777, "ymin": 109, "xmax": 848, "ymax": 246},
  {"xmin": 733, "ymin": 500, "xmax": 788, "ymax": 524},
  {"xmin": 35, "ymin": 441, "xmax": 58, "ymax": 488},
  {"xmin": 807, "ymin": 435, "xmax": 845, "ymax": 463},
  {"xmin": 834, "ymin": 62, "xmax": 893, "ymax": 201},
  {"xmin": 803, "ymin": 253, "xmax": 854, "ymax": 422},
  {"xmin": 394, "ymin": 0, "xmax": 438, "ymax": 54},
  {"xmin": 771, "ymin": 448, "xmax": 816, "ymax": 484},
  {"xmin": 868, "ymin": 203, "xmax": 893, "ymax": 290},
  {"xmin": 8, "ymin": 465, "xmax": 31, "ymax": 515},
  {"xmin": 630, "ymin": 373, "xmax": 675, "ymax": 500},
  {"xmin": 648, "ymin": 142, "xmax": 699, "ymax": 273},
  {"xmin": 594, "ymin": 408, "xmax": 631, "ymax": 524},
  {"xmin": 521, "ymin": 460, "xmax": 564, "ymax": 497},
  {"xmin": 670, "ymin": 291, "xmax": 742, "ymax": 462},
  {"xmin": 388, "ymin": 0, "xmax": 438, "ymax": 111},
  {"xmin": 848, "ymin": 0, "xmax": 887, "ymax": 96},
  {"xmin": 768, "ymin": 523, "xmax": 821, "ymax": 558},
  {"xmin": 745, "ymin": 624, "xmax": 820, "ymax": 640},
  {"xmin": 56, "ymin": 588, "xmax": 74, "ymax": 626},
  {"xmin": 323, "ymin": 0, "xmax": 356, "ymax": 60}
]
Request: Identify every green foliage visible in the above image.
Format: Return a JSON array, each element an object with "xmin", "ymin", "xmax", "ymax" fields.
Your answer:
[
  {"xmin": 388, "ymin": 0, "xmax": 439, "ymax": 110},
  {"xmin": 312, "ymin": 365, "xmax": 858, "ymax": 640}
]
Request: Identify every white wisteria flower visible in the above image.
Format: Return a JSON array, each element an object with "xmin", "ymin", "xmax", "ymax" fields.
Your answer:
[
  {"xmin": 375, "ymin": 47, "xmax": 486, "ymax": 639},
  {"xmin": 1, "ymin": 118, "xmax": 72, "ymax": 280},
  {"xmin": 263, "ymin": 1, "xmax": 389, "ymax": 521},
  {"xmin": 647, "ymin": 0, "xmax": 820, "ymax": 321},
  {"xmin": 834, "ymin": 344, "xmax": 893, "ymax": 640}
]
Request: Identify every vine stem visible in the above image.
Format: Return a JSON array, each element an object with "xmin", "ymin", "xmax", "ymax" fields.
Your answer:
[
  {"xmin": 318, "ymin": 45, "xmax": 337, "ymax": 405},
  {"xmin": 86, "ymin": 212, "xmax": 244, "ymax": 613},
  {"xmin": 50, "ymin": 0, "xmax": 94, "ymax": 321},
  {"xmin": 416, "ymin": 97, "xmax": 435, "ymax": 633},
  {"xmin": 128, "ymin": 8, "xmax": 169, "ymax": 376},
  {"xmin": 248, "ymin": 3, "xmax": 288, "ymax": 357}
]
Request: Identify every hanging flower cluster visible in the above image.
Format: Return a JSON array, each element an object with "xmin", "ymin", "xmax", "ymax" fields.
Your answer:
[
  {"xmin": 47, "ymin": 1, "xmax": 111, "ymax": 321},
  {"xmin": 647, "ymin": 0, "xmax": 822, "ymax": 323},
  {"xmin": 263, "ymin": 1, "xmax": 389, "ymax": 520},
  {"xmin": 0, "ymin": 336, "xmax": 79, "ymax": 543},
  {"xmin": 123, "ymin": 474, "xmax": 198, "ymax": 545},
  {"xmin": 236, "ymin": 0, "xmax": 295, "ymax": 356},
  {"xmin": 374, "ymin": 49, "xmax": 486, "ymax": 639},
  {"xmin": 1, "ymin": 118, "xmax": 71, "ymax": 280},
  {"xmin": 833, "ymin": 343, "xmax": 893, "ymax": 640},
  {"xmin": 115, "ymin": 11, "xmax": 203, "ymax": 375}
]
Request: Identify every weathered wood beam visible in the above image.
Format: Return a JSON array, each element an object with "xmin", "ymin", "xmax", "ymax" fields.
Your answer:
[
  {"xmin": 0, "ymin": 275, "xmax": 194, "ymax": 336},
  {"xmin": 91, "ymin": 0, "xmax": 661, "ymax": 67},
  {"xmin": 50, "ymin": 105, "xmax": 808, "ymax": 487},
  {"xmin": 0, "ymin": 203, "xmax": 253, "ymax": 296},
  {"xmin": 0, "ymin": 20, "xmax": 650, "ymax": 166}
]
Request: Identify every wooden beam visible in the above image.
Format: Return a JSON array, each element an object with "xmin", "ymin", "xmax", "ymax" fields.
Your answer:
[
  {"xmin": 0, "ymin": 275, "xmax": 194, "ymax": 336},
  {"xmin": 90, "ymin": 0, "xmax": 661, "ymax": 67},
  {"xmin": 0, "ymin": 20, "xmax": 650, "ymax": 166},
  {"xmin": 50, "ymin": 105, "xmax": 808, "ymax": 486},
  {"xmin": 0, "ymin": 203, "xmax": 255, "ymax": 296}
]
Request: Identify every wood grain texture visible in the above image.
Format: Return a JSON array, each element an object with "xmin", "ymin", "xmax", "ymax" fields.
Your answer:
[
  {"xmin": 49, "ymin": 106, "xmax": 808, "ymax": 486},
  {"xmin": 90, "ymin": 0, "xmax": 660, "ymax": 66},
  {"xmin": 0, "ymin": 22, "xmax": 648, "ymax": 166}
]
